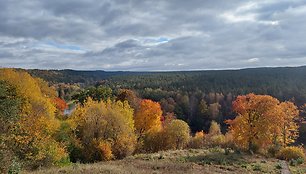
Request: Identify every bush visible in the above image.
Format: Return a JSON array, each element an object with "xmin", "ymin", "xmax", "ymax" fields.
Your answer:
[
  {"xmin": 209, "ymin": 121, "xmax": 221, "ymax": 136},
  {"xmin": 189, "ymin": 131, "xmax": 205, "ymax": 148},
  {"xmin": 142, "ymin": 130, "xmax": 165, "ymax": 152},
  {"xmin": 142, "ymin": 119, "xmax": 191, "ymax": 152},
  {"xmin": 209, "ymin": 134, "xmax": 226, "ymax": 147},
  {"xmin": 267, "ymin": 144, "xmax": 281, "ymax": 157},
  {"xmin": 276, "ymin": 146, "xmax": 306, "ymax": 162},
  {"xmin": 223, "ymin": 132, "xmax": 234, "ymax": 148},
  {"xmin": 163, "ymin": 119, "xmax": 190, "ymax": 150}
]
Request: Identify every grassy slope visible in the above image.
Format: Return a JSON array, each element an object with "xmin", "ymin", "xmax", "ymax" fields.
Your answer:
[{"xmin": 21, "ymin": 148, "xmax": 306, "ymax": 174}]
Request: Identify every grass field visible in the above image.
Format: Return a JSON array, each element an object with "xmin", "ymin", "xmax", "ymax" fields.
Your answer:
[{"xmin": 22, "ymin": 148, "xmax": 306, "ymax": 174}]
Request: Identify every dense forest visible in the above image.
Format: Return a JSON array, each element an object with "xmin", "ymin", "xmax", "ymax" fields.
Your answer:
[
  {"xmin": 26, "ymin": 66, "xmax": 306, "ymax": 103},
  {"xmin": 25, "ymin": 66, "xmax": 306, "ymax": 133}
]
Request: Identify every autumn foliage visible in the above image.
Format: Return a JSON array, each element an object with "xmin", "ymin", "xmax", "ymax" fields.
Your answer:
[
  {"xmin": 53, "ymin": 97, "xmax": 68, "ymax": 112},
  {"xmin": 226, "ymin": 93, "xmax": 300, "ymax": 152},
  {"xmin": 0, "ymin": 69, "xmax": 68, "ymax": 171},
  {"xmin": 1, "ymin": 68, "xmax": 305, "ymax": 171},
  {"xmin": 69, "ymin": 98, "xmax": 136, "ymax": 162},
  {"xmin": 134, "ymin": 99, "xmax": 163, "ymax": 136}
]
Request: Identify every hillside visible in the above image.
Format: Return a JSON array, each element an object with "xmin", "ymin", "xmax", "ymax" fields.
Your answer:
[
  {"xmin": 26, "ymin": 66, "xmax": 306, "ymax": 104},
  {"xmin": 23, "ymin": 148, "xmax": 305, "ymax": 174}
]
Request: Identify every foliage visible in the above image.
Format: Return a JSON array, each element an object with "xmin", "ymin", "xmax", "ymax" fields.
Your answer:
[
  {"xmin": 208, "ymin": 121, "xmax": 222, "ymax": 136},
  {"xmin": 204, "ymin": 121, "xmax": 226, "ymax": 147},
  {"xmin": 276, "ymin": 146, "xmax": 306, "ymax": 161},
  {"xmin": 143, "ymin": 119, "xmax": 190, "ymax": 152},
  {"xmin": 116, "ymin": 89, "xmax": 141, "ymax": 111},
  {"xmin": 69, "ymin": 98, "xmax": 137, "ymax": 162},
  {"xmin": 53, "ymin": 97, "xmax": 68, "ymax": 112},
  {"xmin": 278, "ymin": 102, "xmax": 299, "ymax": 146},
  {"xmin": 0, "ymin": 80, "xmax": 22, "ymax": 173},
  {"xmin": 163, "ymin": 120, "xmax": 191, "ymax": 150},
  {"xmin": 97, "ymin": 141, "xmax": 113, "ymax": 161},
  {"xmin": 189, "ymin": 131, "xmax": 205, "ymax": 148},
  {"xmin": 72, "ymin": 86, "xmax": 113, "ymax": 104},
  {"xmin": 226, "ymin": 94, "xmax": 300, "ymax": 152},
  {"xmin": 134, "ymin": 99, "xmax": 163, "ymax": 136},
  {"xmin": 0, "ymin": 69, "xmax": 68, "ymax": 169}
]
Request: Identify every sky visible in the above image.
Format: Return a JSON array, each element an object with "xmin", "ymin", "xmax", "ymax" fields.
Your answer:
[{"xmin": 1, "ymin": 0, "xmax": 306, "ymax": 71}]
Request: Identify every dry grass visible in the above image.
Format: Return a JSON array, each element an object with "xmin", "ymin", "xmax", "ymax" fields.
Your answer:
[{"xmin": 22, "ymin": 147, "xmax": 305, "ymax": 174}]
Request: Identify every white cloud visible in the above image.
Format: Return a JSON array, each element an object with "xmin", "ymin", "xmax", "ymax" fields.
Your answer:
[{"xmin": 0, "ymin": 0, "xmax": 306, "ymax": 70}]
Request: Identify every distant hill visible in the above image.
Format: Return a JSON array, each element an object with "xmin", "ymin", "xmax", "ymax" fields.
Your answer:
[
  {"xmin": 25, "ymin": 66, "xmax": 306, "ymax": 104},
  {"xmin": 25, "ymin": 69, "xmax": 126, "ymax": 84}
]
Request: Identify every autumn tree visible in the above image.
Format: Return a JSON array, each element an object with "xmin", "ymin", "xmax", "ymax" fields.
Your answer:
[
  {"xmin": 116, "ymin": 89, "xmax": 141, "ymax": 111},
  {"xmin": 53, "ymin": 97, "xmax": 68, "ymax": 118},
  {"xmin": 278, "ymin": 102, "xmax": 299, "ymax": 146},
  {"xmin": 72, "ymin": 86, "xmax": 113, "ymax": 104},
  {"xmin": 143, "ymin": 119, "xmax": 190, "ymax": 152},
  {"xmin": 226, "ymin": 94, "xmax": 280, "ymax": 151},
  {"xmin": 206, "ymin": 121, "xmax": 226, "ymax": 147},
  {"xmin": 163, "ymin": 119, "xmax": 190, "ymax": 150},
  {"xmin": 69, "ymin": 98, "xmax": 136, "ymax": 162},
  {"xmin": 134, "ymin": 99, "xmax": 163, "ymax": 136},
  {"xmin": 226, "ymin": 93, "xmax": 299, "ymax": 152},
  {"xmin": 0, "ymin": 68, "xmax": 68, "ymax": 168}
]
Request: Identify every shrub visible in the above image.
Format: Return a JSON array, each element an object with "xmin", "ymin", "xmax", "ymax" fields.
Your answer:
[
  {"xmin": 223, "ymin": 132, "xmax": 234, "ymax": 148},
  {"xmin": 143, "ymin": 119, "xmax": 191, "ymax": 152},
  {"xmin": 112, "ymin": 134, "xmax": 137, "ymax": 159},
  {"xmin": 267, "ymin": 144, "xmax": 281, "ymax": 157},
  {"xmin": 276, "ymin": 146, "xmax": 306, "ymax": 161},
  {"xmin": 189, "ymin": 131, "xmax": 205, "ymax": 148},
  {"xmin": 142, "ymin": 130, "xmax": 165, "ymax": 152},
  {"xmin": 163, "ymin": 119, "xmax": 190, "ymax": 150},
  {"xmin": 209, "ymin": 121, "xmax": 221, "ymax": 136},
  {"xmin": 210, "ymin": 134, "xmax": 226, "ymax": 147}
]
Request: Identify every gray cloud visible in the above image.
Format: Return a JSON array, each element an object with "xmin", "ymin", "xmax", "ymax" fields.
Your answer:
[{"xmin": 0, "ymin": 0, "xmax": 306, "ymax": 70}]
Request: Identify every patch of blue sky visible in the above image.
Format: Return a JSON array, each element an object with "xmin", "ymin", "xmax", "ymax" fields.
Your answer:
[
  {"xmin": 45, "ymin": 40, "xmax": 83, "ymax": 51},
  {"xmin": 142, "ymin": 37, "xmax": 170, "ymax": 45},
  {"xmin": 157, "ymin": 37, "xmax": 169, "ymax": 43}
]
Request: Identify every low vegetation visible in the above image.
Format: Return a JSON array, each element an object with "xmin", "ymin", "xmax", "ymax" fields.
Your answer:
[{"xmin": 22, "ymin": 148, "xmax": 306, "ymax": 174}]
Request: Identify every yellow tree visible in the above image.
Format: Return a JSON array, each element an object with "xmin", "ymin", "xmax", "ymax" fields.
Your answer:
[
  {"xmin": 163, "ymin": 119, "xmax": 190, "ymax": 150},
  {"xmin": 134, "ymin": 99, "xmax": 162, "ymax": 136},
  {"xmin": 0, "ymin": 68, "xmax": 67, "ymax": 167},
  {"xmin": 69, "ymin": 98, "xmax": 136, "ymax": 161},
  {"xmin": 278, "ymin": 101, "xmax": 299, "ymax": 146},
  {"xmin": 226, "ymin": 94, "xmax": 282, "ymax": 152}
]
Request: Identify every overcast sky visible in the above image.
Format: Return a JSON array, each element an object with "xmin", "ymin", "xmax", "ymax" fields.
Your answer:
[{"xmin": 0, "ymin": 0, "xmax": 306, "ymax": 71}]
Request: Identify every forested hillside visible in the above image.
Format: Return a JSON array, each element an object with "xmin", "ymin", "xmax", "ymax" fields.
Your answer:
[
  {"xmin": 25, "ymin": 66, "xmax": 306, "ymax": 133},
  {"xmin": 26, "ymin": 66, "xmax": 306, "ymax": 104}
]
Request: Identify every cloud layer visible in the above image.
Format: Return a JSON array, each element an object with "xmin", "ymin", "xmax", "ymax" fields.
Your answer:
[{"xmin": 1, "ymin": 0, "xmax": 306, "ymax": 70}]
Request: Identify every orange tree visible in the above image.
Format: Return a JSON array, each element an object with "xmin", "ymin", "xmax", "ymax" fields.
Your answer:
[
  {"xmin": 226, "ymin": 93, "xmax": 299, "ymax": 152},
  {"xmin": 134, "ymin": 99, "xmax": 163, "ymax": 136}
]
